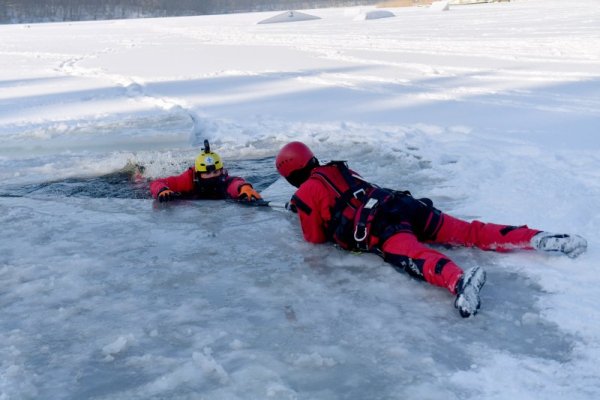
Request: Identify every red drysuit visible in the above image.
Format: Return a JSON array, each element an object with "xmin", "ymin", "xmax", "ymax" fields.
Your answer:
[
  {"xmin": 150, "ymin": 167, "xmax": 248, "ymax": 200},
  {"xmin": 290, "ymin": 162, "xmax": 540, "ymax": 294}
]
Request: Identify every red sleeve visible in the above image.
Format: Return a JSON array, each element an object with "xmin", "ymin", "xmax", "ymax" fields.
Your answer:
[
  {"xmin": 292, "ymin": 178, "xmax": 333, "ymax": 244},
  {"xmin": 149, "ymin": 168, "xmax": 195, "ymax": 198},
  {"xmin": 225, "ymin": 176, "xmax": 249, "ymax": 199}
]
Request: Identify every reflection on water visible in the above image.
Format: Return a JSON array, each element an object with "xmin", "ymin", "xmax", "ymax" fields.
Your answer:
[{"xmin": 1, "ymin": 0, "xmax": 377, "ymax": 24}]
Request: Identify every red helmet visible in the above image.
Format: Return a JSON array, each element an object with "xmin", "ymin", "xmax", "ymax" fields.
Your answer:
[{"xmin": 275, "ymin": 141, "xmax": 319, "ymax": 187}]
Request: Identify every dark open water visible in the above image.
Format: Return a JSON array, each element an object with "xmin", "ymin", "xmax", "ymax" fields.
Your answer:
[{"xmin": 0, "ymin": 158, "xmax": 279, "ymax": 200}]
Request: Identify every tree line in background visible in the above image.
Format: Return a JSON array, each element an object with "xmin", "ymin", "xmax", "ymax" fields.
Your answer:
[{"xmin": 0, "ymin": 0, "xmax": 378, "ymax": 24}]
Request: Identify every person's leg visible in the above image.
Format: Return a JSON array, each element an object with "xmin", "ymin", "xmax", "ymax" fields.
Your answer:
[
  {"xmin": 380, "ymin": 231, "xmax": 485, "ymax": 317},
  {"xmin": 435, "ymin": 214, "xmax": 540, "ymax": 252},
  {"xmin": 381, "ymin": 232, "xmax": 463, "ymax": 294}
]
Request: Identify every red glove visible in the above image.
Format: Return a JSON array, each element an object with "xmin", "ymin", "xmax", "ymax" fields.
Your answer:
[{"xmin": 238, "ymin": 184, "xmax": 261, "ymax": 201}]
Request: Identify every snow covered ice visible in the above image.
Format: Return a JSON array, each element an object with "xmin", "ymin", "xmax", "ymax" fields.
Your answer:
[{"xmin": 1, "ymin": 0, "xmax": 600, "ymax": 399}]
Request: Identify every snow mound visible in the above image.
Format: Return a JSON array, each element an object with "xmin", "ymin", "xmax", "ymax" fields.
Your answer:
[
  {"xmin": 355, "ymin": 10, "xmax": 396, "ymax": 20},
  {"xmin": 430, "ymin": 1, "xmax": 450, "ymax": 11},
  {"xmin": 257, "ymin": 10, "xmax": 321, "ymax": 24},
  {"xmin": 102, "ymin": 334, "xmax": 135, "ymax": 360}
]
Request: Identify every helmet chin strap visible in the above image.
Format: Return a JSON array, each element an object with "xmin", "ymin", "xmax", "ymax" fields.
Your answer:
[{"xmin": 286, "ymin": 158, "xmax": 319, "ymax": 187}]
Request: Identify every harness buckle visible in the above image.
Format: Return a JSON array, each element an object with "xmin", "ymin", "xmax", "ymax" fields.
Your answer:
[
  {"xmin": 353, "ymin": 197, "xmax": 379, "ymax": 246},
  {"xmin": 354, "ymin": 224, "xmax": 368, "ymax": 242},
  {"xmin": 364, "ymin": 198, "xmax": 378, "ymax": 209},
  {"xmin": 353, "ymin": 188, "xmax": 366, "ymax": 199}
]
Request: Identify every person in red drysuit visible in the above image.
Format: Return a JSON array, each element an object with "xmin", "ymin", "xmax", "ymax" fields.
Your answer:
[
  {"xmin": 150, "ymin": 141, "xmax": 261, "ymax": 203},
  {"xmin": 275, "ymin": 141, "xmax": 587, "ymax": 318}
]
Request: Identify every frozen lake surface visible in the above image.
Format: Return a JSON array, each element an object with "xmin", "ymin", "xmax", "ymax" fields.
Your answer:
[{"xmin": 1, "ymin": 1, "xmax": 599, "ymax": 399}]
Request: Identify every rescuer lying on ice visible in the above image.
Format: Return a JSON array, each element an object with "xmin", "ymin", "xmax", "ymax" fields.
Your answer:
[
  {"xmin": 150, "ymin": 140, "xmax": 262, "ymax": 203},
  {"xmin": 275, "ymin": 141, "xmax": 588, "ymax": 318}
]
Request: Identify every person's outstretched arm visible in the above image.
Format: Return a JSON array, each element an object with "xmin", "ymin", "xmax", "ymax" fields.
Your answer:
[{"xmin": 149, "ymin": 168, "xmax": 195, "ymax": 199}]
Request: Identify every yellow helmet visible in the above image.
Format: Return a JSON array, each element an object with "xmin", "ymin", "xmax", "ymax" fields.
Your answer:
[{"xmin": 195, "ymin": 140, "xmax": 223, "ymax": 173}]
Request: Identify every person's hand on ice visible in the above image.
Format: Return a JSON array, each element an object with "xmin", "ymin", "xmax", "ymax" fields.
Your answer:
[{"xmin": 238, "ymin": 184, "xmax": 261, "ymax": 201}]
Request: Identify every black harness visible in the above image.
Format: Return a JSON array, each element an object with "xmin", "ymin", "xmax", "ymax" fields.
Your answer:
[
  {"xmin": 313, "ymin": 162, "xmax": 395, "ymax": 252},
  {"xmin": 191, "ymin": 168, "xmax": 233, "ymax": 199}
]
